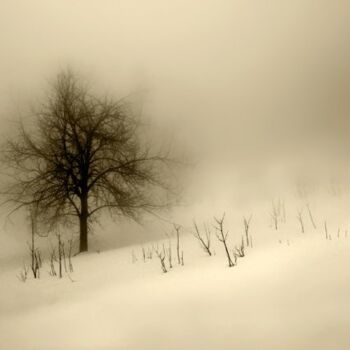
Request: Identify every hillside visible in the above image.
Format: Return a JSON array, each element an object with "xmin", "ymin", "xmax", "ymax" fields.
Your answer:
[{"xmin": 1, "ymin": 202, "xmax": 349, "ymax": 349}]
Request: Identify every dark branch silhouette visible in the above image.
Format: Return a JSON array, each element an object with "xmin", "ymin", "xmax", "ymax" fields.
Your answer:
[
  {"xmin": 2, "ymin": 70, "xmax": 179, "ymax": 252},
  {"xmin": 192, "ymin": 220, "xmax": 212, "ymax": 256},
  {"xmin": 214, "ymin": 213, "xmax": 235, "ymax": 267}
]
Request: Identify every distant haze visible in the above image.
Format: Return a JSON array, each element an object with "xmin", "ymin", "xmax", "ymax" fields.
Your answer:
[{"xmin": 1, "ymin": 0, "xmax": 350, "ymax": 205}]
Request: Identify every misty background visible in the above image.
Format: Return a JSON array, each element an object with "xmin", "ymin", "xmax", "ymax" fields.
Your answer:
[{"xmin": 1, "ymin": 0, "xmax": 350, "ymax": 249}]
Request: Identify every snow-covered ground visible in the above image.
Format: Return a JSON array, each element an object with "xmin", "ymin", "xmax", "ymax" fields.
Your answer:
[{"xmin": 1, "ymin": 194, "xmax": 350, "ymax": 350}]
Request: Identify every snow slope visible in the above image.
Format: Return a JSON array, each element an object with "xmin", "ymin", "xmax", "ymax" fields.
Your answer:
[{"xmin": 1, "ymin": 198, "xmax": 350, "ymax": 350}]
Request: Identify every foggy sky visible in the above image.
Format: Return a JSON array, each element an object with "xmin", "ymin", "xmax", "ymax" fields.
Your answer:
[{"xmin": 1, "ymin": 0, "xmax": 350, "ymax": 200}]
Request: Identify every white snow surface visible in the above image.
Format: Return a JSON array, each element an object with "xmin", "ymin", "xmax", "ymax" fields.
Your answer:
[{"xmin": 1, "ymin": 197, "xmax": 350, "ymax": 350}]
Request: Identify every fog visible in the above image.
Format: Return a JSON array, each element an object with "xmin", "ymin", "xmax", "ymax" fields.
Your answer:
[
  {"xmin": 2, "ymin": 4, "xmax": 350, "ymax": 350},
  {"xmin": 1, "ymin": 0, "xmax": 350, "ymax": 234}
]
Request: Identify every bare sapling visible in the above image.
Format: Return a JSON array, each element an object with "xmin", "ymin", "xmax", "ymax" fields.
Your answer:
[
  {"xmin": 232, "ymin": 252, "xmax": 238, "ymax": 265},
  {"xmin": 324, "ymin": 221, "xmax": 328, "ymax": 240},
  {"xmin": 167, "ymin": 241, "xmax": 173, "ymax": 269},
  {"xmin": 234, "ymin": 236, "xmax": 245, "ymax": 258},
  {"xmin": 243, "ymin": 215, "xmax": 252, "ymax": 247},
  {"xmin": 18, "ymin": 263, "xmax": 29, "ymax": 282},
  {"xmin": 29, "ymin": 207, "xmax": 35, "ymax": 272},
  {"xmin": 57, "ymin": 233, "xmax": 64, "ymax": 278},
  {"xmin": 68, "ymin": 238, "xmax": 74, "ymax": 273},
  {"xmin": 174, "ymin": 224, "xmax": 181, "ymax": 265},
  {"xmin": 49, "ymin": 248, "xmax": 57, "ymax": 276},
  {"xmin": 147, "ymin": 247, "xmax": 153, "ymax": 260},
  {"xmin": 29, "ymin": 246, "xmax": 41, "ymax": 279},
  {"xmin": 34, "ymin": 250, "xmax": 41, "ymax": 278},
  {"xmin": 61, "ymin": 242, "xmax": 68, "ymax": 273},
  {"xmin": 297, "ymin": 210, "xmax": 304, "ymax": 233},
  {"xmin": 214, "ymin": 213, "xmax": 235, "ymax": 267},
  {"xmin": 37, "ymin": 250, "xmax": 42, "ymax": 268},
  {"xmin": 28, "ymin": 206, "xmax": 41, "ymax": 278},
  {"xmin": 306, "ymin": 203, "xmax": 317, "ymax": 229},
  {"xmin": 271, "ymin": 200, "xmax": 280, "ymax": 230},
  {"xmin": 141, "ymin": 246, "xmax": 146, "ymax": 262},
  {"xmin": 193, "ymin": 221, "xmax": 212, "ymax": 256},
  {"xmin": 154, "ymin": 245, "xmax": 168, "ymax": 273}
]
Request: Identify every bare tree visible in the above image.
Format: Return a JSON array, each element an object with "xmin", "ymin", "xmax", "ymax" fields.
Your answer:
[
  {"xmin": 28, "ymin": 205, "xmax": 41, "ymax": 278},
  {"xmin": 154, "ymin": 245, "xmax": 167, "ymax": 273},
  {"xmin": 29, "ymin": 207, "xmax": 36, "ymax": 274},
  {"xmin": 234, "ymin": 236, "xmax": 245, "ymax": 258},
  {"xmin": 243, "ymin": 215, "xmax": 252, "ymax": 247},
  {"xmin": 174, "ymin": 224, "xmax": 181, "ymax": 265},
  {"xmin": 192, "ymin": 221, "xmax": 212, "ymax": 256},
  {"xmin": 146, "ymin": 247, "xmax": 153, "ymax": 260},
  {"xmin": 141, "ymin": 246, "xmax": 146, "ymax": 262},
  {"xmin": 270, "ymin": 199, "xmax": 286, "ymax": 229},
  {"xmin": 49, "ymin": 248, "xmax": 57, "ymax": 276},
  {"xmin": 2, "ymin": 70, "xmax": 179, "ymax": 252},
  {"xmin": 324, "ymin": 221, "xmax": 330, "ymax": 240},
  {"xmin": 67, "ymin": 238, "xmax": 74, "ymax": 272},
  {"xmin": 62, "ymin": 241, "xmax": 68, "ymax": 273},
  {"xmin": 167, "ymin": 241, "xmax": 173, "ymax": 269},
  {"xmin": 297, "ymin": 210, "xmax": 304, "ymax": 233},
  {"xmin": 306, "ymin": 203, "xmax": 317, "ymax": 229},
  {"xmin": 34, "ymin": 250, "xmax": 41, "ymax": 279},
  {"xmin": 271, "ymin": 200, "xmax": 280, "ymax": 230},
  {"xmin": 17, "ymin": 263, "xmax": 29, "ymax": 282},
  {"xmin": 57, "ymin": 233, "xmax": 63, "ymax": 278},
  {"xmin": 214, "ymin": 214, "xmax": 234, "ymax": 267}
]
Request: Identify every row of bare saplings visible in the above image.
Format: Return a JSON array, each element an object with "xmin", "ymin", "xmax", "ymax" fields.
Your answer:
[
  {"xmin": 132, "ymin": 224, "xmax": 184, "ymax": 273},
  {"xmin": 271, "ymin": 199, "xmax": 315, "ymax": 232},
  {"xmin": 272, "ymin": 199, "xmax": 349, "ymax": 240},
  {"xmin": 193, "ymin": 213, "xmax": 252, "ymax": 268},
  {"xmin": 133, "ymin": 214, "xmax": 253, "ymax": 273},
  {"xmin": 18, "ymin": 210, "xmax": 74, "ymax": 282}
]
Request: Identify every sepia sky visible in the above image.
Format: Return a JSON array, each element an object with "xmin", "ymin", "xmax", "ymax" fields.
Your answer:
[{"xmin": 1, "ymin": 0, "xmax": 350, "ymax": 201}]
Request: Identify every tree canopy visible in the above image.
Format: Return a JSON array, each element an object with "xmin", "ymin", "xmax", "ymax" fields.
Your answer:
[{"xmin": 2, "ymin": 70, "xmax": 178, "ymax": 252}]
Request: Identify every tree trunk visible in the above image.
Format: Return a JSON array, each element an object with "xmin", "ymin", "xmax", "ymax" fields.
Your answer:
[{"xmin": 79, "ymin": 194, "xmax": 88, "ymax": 252}]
